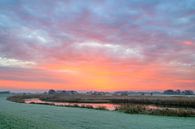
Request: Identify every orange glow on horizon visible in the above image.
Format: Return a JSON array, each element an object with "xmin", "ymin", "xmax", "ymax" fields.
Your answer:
[{"xmin": 1, "ymin": 59, "xmax": 192, "ymax": 91}]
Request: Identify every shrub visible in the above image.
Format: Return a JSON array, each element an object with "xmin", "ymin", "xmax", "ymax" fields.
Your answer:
[
  {"xmin": 117, "ymin": 104, "xmax": 145, "ymax": 114},
  {"xmin": 96, "ymin": 106, "xmax": 107, "ymax": 110}
]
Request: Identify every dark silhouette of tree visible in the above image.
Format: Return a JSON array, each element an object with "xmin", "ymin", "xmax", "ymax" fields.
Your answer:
[{"xmin": 48, "ymin": 89, "xmax": 56, "ymax": 94}]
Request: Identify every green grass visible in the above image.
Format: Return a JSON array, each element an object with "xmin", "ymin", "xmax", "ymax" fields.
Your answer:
[
  {"xmin": 8, "ymin": 93, "xmax": 195, "ymax": 108},
  {"xmin": 116, "ymin": 104, "xmax": 146, "ymax": 114},
  {"xmin": 0, "ymin": 112, "xmax": 53, "ymax": 129},
  {"xmin": 116, "ymin": 104, "xmax": 195, "ymax": 116},
  {"xmin": 1, "ymin": 94, "xmax": 195, "ymax": 129},
  {"xmin": 8, "ymin": 94, "xmax": 195, "ymax": 116}
]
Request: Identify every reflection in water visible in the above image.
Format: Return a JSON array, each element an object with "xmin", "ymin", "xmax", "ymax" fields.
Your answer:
[
  {"xmin": 25, "ymin": 98, "xmax": 162, "ymax": 111},
  {"xmin": 25, "ymin": 98, "xmax": 119, "ymax": 111}
]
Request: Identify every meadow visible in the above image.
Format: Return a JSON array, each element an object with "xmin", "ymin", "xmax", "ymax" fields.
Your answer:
[
  {"xmin": 8, "ymin": 94, "xmax": 195, "ymax": 108},
  {"xmin": 1, "ymin": 94, "xmax": 195, "ymax": 129},
  {"xmin": 7, "ymin": 93, "xmax": 195, "ymax": 116}
]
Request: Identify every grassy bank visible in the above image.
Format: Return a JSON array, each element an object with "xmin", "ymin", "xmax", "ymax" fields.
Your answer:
[
  {"xmin": 1, "ymin": 94, "xmax": 195, "ymax": 129},
  {"xmin": 7, "ymin": 94, "xmax": 195, "ymax": 117},
  {"xmin": 7, "ymin": 94, "xmax": 195, "ymax": 108},
  {"xmin": 29, "ymin": 101, "xmax": 108, "ymax": 110},
  {"xmin": 116, "ymin": 104, "xmax": 195, "ymax": 117}
]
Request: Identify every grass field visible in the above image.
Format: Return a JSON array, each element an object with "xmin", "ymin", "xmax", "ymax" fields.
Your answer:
[
  {"xmin": 8, "ymin": 94, "xmax": 195, "ymax": 116},
  {"xmin": 8, "ymin": 94, "xmax": 195, "ymax": 108},
  {"xmin": 1, "ymin": 94, "xmax": 195, "ymax": 129}
]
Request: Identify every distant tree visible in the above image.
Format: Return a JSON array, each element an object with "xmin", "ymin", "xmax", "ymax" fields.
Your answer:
[
  {"xmin": 175, "ymin": 89, "xmax": 181, "ymax": 94},
  {"xmin": 164, "ymin": 89, "xmax": 194, "ymax": 95},
  {"xmin": 48, "ymin": 89, "xmax": 56, "ymax": 94},
  {"xmin": 70, "ymin": 90, "xmax": 78, "ymax": 95},
  {"xmin": 182, "ymin": 90, "xmax": 194, "ymax": 95},
  {"xmin": 163, "ymin": 89, "xmax": 175, "ymax": 95},
  {"xmin": 121, "ymin": 92, "xmax": 129, "ymax": 96}
]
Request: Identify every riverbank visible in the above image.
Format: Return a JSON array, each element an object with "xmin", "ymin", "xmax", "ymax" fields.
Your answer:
[
  {"xmin": 25, "ymin": 98, "xmax": 118, "ymax": 110},
  {"xmin": 1, "ymin": 94, "xmax": 195, "ymax": 129},
  {"xmin": 7, "ymin": 94, "xmax": 195, "ymax": 117}
]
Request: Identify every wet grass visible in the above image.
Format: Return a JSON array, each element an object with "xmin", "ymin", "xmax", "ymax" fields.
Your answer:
[
  {"xmin": 7, "ymin": 94, "xmax": 195, "ymax": 116},
  {"xmin": 1, "ymin": 94, "xmax": 195, "ymax": 129},
  {"xmin": 116, "ymin": 104, "xmax": 195, "ymax": 117},
  {"xmin": 0, "ymin": 112, "xmax": 61, "ymax": 129},
  {"xmin": 29, "ymin": 102, "xmax": 108, "ymax": 110},
  {"xmin": 7, "ymin": 94, "xmax": 195, "ymax": 108}
]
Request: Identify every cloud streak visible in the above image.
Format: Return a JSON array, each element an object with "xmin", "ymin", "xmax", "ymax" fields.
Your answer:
[{"xmin": 0, "ymin": 57, "xmax": 36, "ymax": 68}]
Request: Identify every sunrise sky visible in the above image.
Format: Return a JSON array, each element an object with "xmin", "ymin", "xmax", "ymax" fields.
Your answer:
[{"xmin": 0, "ymin": 0, "xmax": 195, "ymax": 91}]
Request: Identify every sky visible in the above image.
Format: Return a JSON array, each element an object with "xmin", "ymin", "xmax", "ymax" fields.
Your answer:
[{"xmin": 0, "ymin": 0, "xmax": 195, "ymax": 91}]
